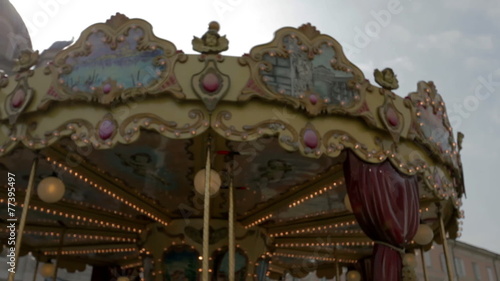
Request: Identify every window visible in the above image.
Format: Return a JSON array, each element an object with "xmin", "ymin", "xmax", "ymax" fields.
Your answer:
[
  {"xmin": 424, "ymin": 251, "xmax": 432, "ymax": 267},
  {"xmin": 487, "ymin": 267, "xmax": 495, "ymax": 281},
  {"xmin": 454, "ymin": 257, "xmax": 466, "ymax": 277},
  {"xmin": 473, "ymin": 262, "xmax": 481, "ymax": 280}
]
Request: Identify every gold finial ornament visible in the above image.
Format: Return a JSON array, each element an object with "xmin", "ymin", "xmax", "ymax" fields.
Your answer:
[
  {"xmin": 192, "ymin": 21, "xmax": 229, "ymax": 54},
  {"xmin": 374, "ymin": 67, "xmax": 399, "ymax": 90},
  {"xmin": 105, "ymin": 13, "xmax": 130, "ymax": 29}
]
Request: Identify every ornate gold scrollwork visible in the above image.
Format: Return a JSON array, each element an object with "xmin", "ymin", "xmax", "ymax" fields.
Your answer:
[
  {"xmin": 191, "ymin": 59, "xmax": 230, "ymax": 111},
  {"xmin": 3, "ymin": 49, "xmax": 39, "ymax": 124}
]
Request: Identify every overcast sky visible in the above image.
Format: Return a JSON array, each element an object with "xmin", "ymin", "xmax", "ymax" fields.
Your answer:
[{"xmin": 9, "ymin": 0, "xmax": 500, "ymax": 254}]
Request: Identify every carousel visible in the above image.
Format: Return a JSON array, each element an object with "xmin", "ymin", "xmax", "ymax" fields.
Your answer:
[{"xmin": 0, "ymin": 12, "xmax": 465, "ymax": 281}]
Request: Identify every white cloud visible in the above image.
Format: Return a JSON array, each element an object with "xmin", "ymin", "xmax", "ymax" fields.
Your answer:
[
  {"xmin": 464, "ymin": 35, "xmax": 494, "ymax": 50},
  {"xmin": 417, "ymin": 30, "xmax": 494, "ymax": 55},
  {"xmin": 356, "ymin": 60, "xmax": 376, "ymax": 79},
  {"xmin": 464, "ymin": 56, "xmax": 493, "ymax": 70},
  {"xmin": 489, "ymin": 110, "xmax": 500, "ymax": 125},
  {"xmin": 443, "ymin": 0, "xmax": 500, "ymax": 19},
  {"xmin": 417, "ymin": 30, "xmax": 461, "ymax": 52},
  {"xmin": 386, "ymin": 24, "xmax": 412, "ymax": 43},
  {"xmin": 385, "ymin": 56, "xmax": 415, "ymax": 71}
]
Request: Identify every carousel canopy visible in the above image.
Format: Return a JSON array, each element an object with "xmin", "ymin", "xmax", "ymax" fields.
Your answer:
[{"xmin": 0, "ymin": 14, "xmax": 465, "ymax": 279}]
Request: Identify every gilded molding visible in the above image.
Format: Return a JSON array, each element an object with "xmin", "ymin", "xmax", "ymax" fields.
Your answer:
[{"xmin": 0, "ymin": 109, "xmax": 209, "ymax": 155}]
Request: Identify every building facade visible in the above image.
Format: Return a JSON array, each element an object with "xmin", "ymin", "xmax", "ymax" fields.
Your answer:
[{"xmin": 415, "ymin": 241, "xmax": 500, "ymax": 281}]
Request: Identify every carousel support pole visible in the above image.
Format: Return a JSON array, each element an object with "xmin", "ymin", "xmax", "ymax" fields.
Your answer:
[
  {"xmin": 335, "ymin": 245, "xmax": 340, "ymax": 281},
  {"xmin": 202, "ymin": 145, "xmax": 212, "ymax": 281},
  {"xmin": 438, "ymin": 205, "xmax": 455, "ymax": 281},
  {"xmin": 419, "ymin": 247, "xmax": 429, "ymax": 281},
  {"xmin": 229, "ymin": 174, "xmax": 235, "ymax": 281},
  {"xmin": 8, "ymin": 157, "xmax": 38, "ymax": 281}
]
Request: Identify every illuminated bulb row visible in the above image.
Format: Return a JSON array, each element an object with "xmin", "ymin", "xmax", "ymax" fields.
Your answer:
[
  {"xmin": 122, "ymin": 262, "xmax": 142, "ymax": 269},
  {"xmin": 272, "ymin": 252, "xmax": 356, "ymax": 263},
  {"xmin": 50, "ymin": 156, "xmax": 153, "ymax": 204},
  {"xmin": 139, "ymin": 248, "xmax": 151, "ymax": 256},
  {"xmin": 275, "ymin": 209, "xmax": 341, "ymax": 223},
  {"xmin": 26, "ymin": 231, "xmax": 60, "ymax": 237},
  {"xmin": 245, "ymin": 214, "xmax": 273, "ymax": 229},
  {"xmin": 158, "ymin": 241, "xmax": 196, "ymax": 252},
  {"xmin": 44, "ymin": 247, "xmax": 137, "ymax": 256},
  {"xmin": 418, "ymin": 207, "xmax": 430, "ymax": 213},
  {"xmin": 427, "ymin": 176, "xmax": 453, "ymax": 189},
  {"xmin": 6, "ymin": 190, "xmax": 133, "ymax": 231},
  {"xmin": 269, "ymin": 220, "xmax": 357, "ymax": 237},
  {"xmin": 46, "ymin": 157, "xmax": 168, "ymax": 226},
  {"xmin": 382, "ymin": 151, "xmax": 429, "ymax": 174},
  {"xmin": 275, "ymin": 241, "xmax": 373, "ymax": 248},
  {"xmin": 19, "ymin": 230, "xmax": 134, "ymax": 242},
  {"xmin": 27, "ymin": 204, "xmax": 139, "ymax": 233},
  {"xmin": 66, "ymin": 234, "xmax": 136, "ymax": 243},
  {"xmin": 62, "ymin": 197, "xmax": 133, "ymax": 219},
  {"xmin": 288, "ymin": 180, "xmax": 343, "ymax": 208}
]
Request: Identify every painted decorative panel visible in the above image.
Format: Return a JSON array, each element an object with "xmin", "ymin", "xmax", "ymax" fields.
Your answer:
[
  {"xmin": 39, "ymin": 14, "xmax": 186, "ymax": 108},
  {"xmin": 261, "ymin": 36, "xmax": 356, "ymax": 107},
  {"xmin": 239, "ymin": 23, "xmax": 370, "ymax": 119}
]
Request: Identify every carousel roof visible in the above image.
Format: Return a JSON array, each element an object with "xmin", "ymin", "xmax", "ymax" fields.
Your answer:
[
  {"xmin": 0, "ymin": 14, "xmax": 465, "ymax": 275},
  {"xmin": 0, "ymin": 0, "xmax": 32, "ymax": 75}
]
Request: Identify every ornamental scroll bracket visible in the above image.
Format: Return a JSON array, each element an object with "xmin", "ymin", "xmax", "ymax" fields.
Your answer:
[
  {"xmin": 3, "ymin": 49, "xmax": 39, "ymax": 125},
  {"xmin": 191, "ymin": 57, "xmax": 230, "ymax": 112},
  {"xmin": 376, "ymin": 69, "xmax": 404, "ymax": 145}
]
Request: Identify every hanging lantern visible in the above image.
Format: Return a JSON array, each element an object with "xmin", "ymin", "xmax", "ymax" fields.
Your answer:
[
  {"xmin": 403, "ymin": 253, "xmax": 418, "ymax": 268},
  {"xmin": 37, "ymin": 177, "xmax": 65, "ymax": 203},
  {"xmin": 344, "ymin": 194, "xmax": 353, "ymax": 213},
  {"xmin": 346, "ymin": 270, "xmax": 361, "ymax": 281},
  {"xmin": 40, "ymin": 263, "xmax": 55, "ymax": 278},
  {"xmin": 413, "ymin": 223, "xmax": 434, "ymax": 245},
  {"xmin": 194, "ymin": 169, "xmax": 221, "ymax": 196}
]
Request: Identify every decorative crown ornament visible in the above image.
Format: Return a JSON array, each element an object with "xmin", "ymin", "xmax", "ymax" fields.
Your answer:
[
  {"xmin": 192, "ymin": 21, "xmax": 229, "ymax": 54},
  {"xmin": 374, "ymin": 67, "xmax": 399, "ymax": 90}
]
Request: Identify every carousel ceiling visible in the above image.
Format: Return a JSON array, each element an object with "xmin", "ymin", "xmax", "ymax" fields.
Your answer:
[{"xmin": 0, "ymin": 13, "xmax": 465, "ymax": 275}]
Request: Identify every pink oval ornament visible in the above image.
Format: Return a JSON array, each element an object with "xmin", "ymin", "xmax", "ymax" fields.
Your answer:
[
  {"xmin": 386, "ymin": 107, "xmax": 399, "ymax": 127},
  {"xmin": 99, "ymin": 119, "xmax": 115, "ymax": 140},
  {"xmin": 103, "ymin": 83, "xmax": 112, "ymax": 94},
  {"xmin": 303, "ymin": 129, "xmax": 318, "ymax": 149},
  {"xmin": 12, "ymin": 89, "xmax": 25, "ymax": 108},
  {"xmin": 309, "ymin": 94, "xmax": 318, "ymax": 105},
  {"xmin": 202, "ymin": 73, "xmax": 220, "ymax": 93}
]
